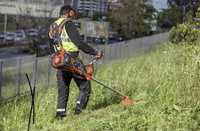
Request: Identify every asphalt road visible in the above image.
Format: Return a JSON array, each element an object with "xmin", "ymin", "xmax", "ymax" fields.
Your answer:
[{"xmin": 0, "ymin": 47, "xmax": 31, "ymax": 60}]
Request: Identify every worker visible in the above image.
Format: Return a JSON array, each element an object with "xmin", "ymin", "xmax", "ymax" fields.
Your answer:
[{"xmin": 48, "ymin": 5, "xmax": 103, "ymax": 119}]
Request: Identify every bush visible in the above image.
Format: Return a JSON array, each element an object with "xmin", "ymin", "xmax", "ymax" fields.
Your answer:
[
  {"xmin": 169, "ymin": 23, "xmax": 200, "ymax": 44},
  {"xmin": 169, "ymin": 7, "xmax": 200, "ymax": 45}
]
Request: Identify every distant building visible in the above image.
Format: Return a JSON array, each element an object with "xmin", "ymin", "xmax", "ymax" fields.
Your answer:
[
  {"xmin": 3, "ymin": 0, "xmax": 63, "ymax": 6},
  {"xmin": 108, "ymin": 0, "xmax": 121, "ymax": 10},
  {"xmin": 70, "ymin": 0, "xmax": 109, "ymax": 14},
  {"xmin": 0, "ymin": 0, "xmax": 63, "ymax": 17}
]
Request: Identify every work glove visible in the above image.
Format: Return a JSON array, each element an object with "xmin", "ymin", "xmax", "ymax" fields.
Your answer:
[{"xmin": 95, "ymin": 50, "xmax": 104, "ymax": 59}]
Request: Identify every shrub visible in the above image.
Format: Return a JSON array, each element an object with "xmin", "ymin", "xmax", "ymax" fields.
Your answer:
[
  {"xmin": 169, "ymin": 23, "xmax": 200, "ymax": 44},
  {"xmin": 169, "ymin": 7, "xmax": 200, "ymax": 45}
]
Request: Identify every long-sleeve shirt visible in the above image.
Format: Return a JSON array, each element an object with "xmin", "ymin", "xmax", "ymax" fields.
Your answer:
[
  {"xmin": 49, "ymin": 20, "xmax": 98, "ymax": 57},
  {"xmin": 65, "ymin": 21, "xmax": 98, "ymax": 56}
]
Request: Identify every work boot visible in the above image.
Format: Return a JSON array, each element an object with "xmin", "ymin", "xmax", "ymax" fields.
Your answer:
[
  {"xmin": 74, "ymin": 103, "xmax": 82, "ymax": 115},
  {"xmin": 55, "ymin": 111, "xmax": 66, "ymax": 120},
  {"xmin": 74, "ymin": 108, "xmax": 82, "ymax": 115}
]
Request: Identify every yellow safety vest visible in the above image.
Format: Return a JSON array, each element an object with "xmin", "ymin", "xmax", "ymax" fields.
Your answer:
[{"xmin": 54, "ymin": 18, "xmax": 78, "ymax": 52}]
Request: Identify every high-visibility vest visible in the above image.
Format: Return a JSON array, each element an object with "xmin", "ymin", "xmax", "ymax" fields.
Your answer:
[{"xmin": 54, "ymin": 18, "xmax": 78, "ymax": 52}]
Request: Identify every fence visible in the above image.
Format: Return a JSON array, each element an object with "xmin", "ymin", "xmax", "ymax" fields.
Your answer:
[{"xmin": 0, "ymin": 32, "xmax": 169, "ymax": 101}]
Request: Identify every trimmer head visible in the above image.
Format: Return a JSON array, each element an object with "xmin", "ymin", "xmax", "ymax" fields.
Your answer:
[{"xmin": 121, "ymin": 96, "xmax": 134, "ymax": 106}]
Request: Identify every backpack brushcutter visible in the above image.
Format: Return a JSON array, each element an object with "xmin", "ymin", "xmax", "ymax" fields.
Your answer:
[
  {"xmin": 58, "ymin": 57, "xmax": 134, "ymax": 106},
  {"xmin": 49, "ymin": 19, "xmax": 134, "ymax": 106}
]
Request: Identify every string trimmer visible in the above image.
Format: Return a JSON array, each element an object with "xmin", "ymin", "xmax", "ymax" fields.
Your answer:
[{"xmin": 62, "ymin": 58, "xmax": 134, "ymax": 106}]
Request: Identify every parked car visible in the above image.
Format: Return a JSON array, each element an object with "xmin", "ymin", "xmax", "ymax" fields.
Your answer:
[
  {"xmin": 94, "ymin": 37, "xmax": 101, "ymax": 44},
  {"xmin": 100, "ymin": 37, "xmax": 107, "ymax": 44},
  {"xmin": 15, "ymin": 30, "xmax": 26, "ymax": 42},
  {"xmin": 108, "ymin": 35, "xmax": 124, "ymax": 44},
  {"xmin": 86, "ymin": 36, "xmax": 94, "ymax": 43},
  {"xmin": 117, "ymin": 36, "xmax": 124, "ymax": 41},
  {"xmin": 0, "ymin": 32, "xmax": 5, "ymax": 40},
  {"xmin": 27, "ymin": 28, "xmax": 39, "ymax": 37},
  {"xmin": 38, "ymin": 28, "xmax": 48, "ymax": 40},
  {"xmin": 5, "ymin": 32, "xmax": 16, "ymax": 42}
]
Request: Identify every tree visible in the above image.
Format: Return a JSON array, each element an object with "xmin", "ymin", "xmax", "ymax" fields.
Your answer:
[
  {"xmin": 167, "ymin": 0, "xmax": 200, "ymax": 21},
  {"xmin": 194, "ymin": 7, "xmax": 200, "ymax": 27},
  {"xmin": 109, "ymin": 0, "xmax": 155, "ymax": 38},
  {"xmin": 157, "ymin": 0, "xmax": 200, "ymax": 30},
  {"xmin": 157, "ymin": 8, "xmax": 182, "ymax": 29}
]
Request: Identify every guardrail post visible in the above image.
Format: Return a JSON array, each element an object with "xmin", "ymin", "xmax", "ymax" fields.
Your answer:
[
  {"xmin": 0, "ymin": 61, "xmax": 3, "ymax": 100},
  {"xmin": 47, "ymin": 57, "xmax": 51, "ymax": 88},
  {"xmin": 17, "ymin": 58, "xmax": 22, "ymax": 99},
  {"xmin": 32, "ymin": 56, "xmax": 38, "ymax": 90}
]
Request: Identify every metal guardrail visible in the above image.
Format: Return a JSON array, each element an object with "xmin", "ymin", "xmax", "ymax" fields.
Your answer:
[{"xmin": 0, "ymin": 32, "xmax": 169, "ymax": 101}]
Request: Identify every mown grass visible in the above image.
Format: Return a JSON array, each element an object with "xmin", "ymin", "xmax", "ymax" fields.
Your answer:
[{"xmin": 0, "ymin": 43, "xmax": 200, "ymax": 131}]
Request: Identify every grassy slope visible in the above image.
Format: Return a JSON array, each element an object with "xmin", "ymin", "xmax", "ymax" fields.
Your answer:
[{"xmin": 0, "ymin": 43, "xmax": 200, "ymax": 131}]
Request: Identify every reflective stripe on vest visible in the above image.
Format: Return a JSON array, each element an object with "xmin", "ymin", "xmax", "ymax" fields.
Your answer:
[{"xmin": 54, "ymin": 18, "xmax": 78, "ymax": 52}]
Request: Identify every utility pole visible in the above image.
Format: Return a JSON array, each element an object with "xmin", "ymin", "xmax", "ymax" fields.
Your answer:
[
  {"xmin": 4, "ymin": 14, "xmax": 7, "ymax": 33},
  {"xmin": 0, "ymin": 61, "xmax": 3, "ymax": 100}
]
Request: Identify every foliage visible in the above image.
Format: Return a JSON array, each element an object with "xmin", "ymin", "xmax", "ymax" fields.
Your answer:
[
  {"xmin": 169, "ymin": 23, "xmax": 200, "ymax": 44},
  {"xmin": 194, "ymin": 7, "xmax": 200, "ymax": 26},
  {"xmin": 0, "ymin": 14, "xmax": 17, "ymax": 31},
  {"xmin": 157, "ymin": 8, "xmax": 182, "ymax": 29},
  {"xmin": 109, "ymin": 0, "xmax": 155, "ymax": 39},
  {"xmin": 169, "ymin": 7, "xmax": 200, "ymax": 44},
  {"xmin": 168, "ymin": 0, "xmax": 200, "ymax": 19},
  {"xmin": 0, "ymin": 43, "xmax": 200, "ymax": 131},
  {"xmin": 91, "ymin": 12, "xmax": 107, "ymax": 21},
  {"xmin": 158, "ymin": 0, "xmax": 200, "ymax": 29}
]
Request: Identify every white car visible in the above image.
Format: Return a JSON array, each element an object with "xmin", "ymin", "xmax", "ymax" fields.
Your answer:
[
  {"xmin": 15, "ymin": 30, "xmax": 26, "ymax": 42},
  {"xmin": 0, "ymin": 32, "xmax": 5, "ymax": 40},
  {"xmin": 27, "ymin": 28, "xmax": 38, "ymax": 37},
  {"xmin": 5, "ymin": 32, "xmax": 16, "ymax": 42}
]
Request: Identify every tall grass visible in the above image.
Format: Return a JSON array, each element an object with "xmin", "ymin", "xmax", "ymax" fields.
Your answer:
[{"xmin": 0, "ymin": 43, "xmax": 200, "ymax": 131}]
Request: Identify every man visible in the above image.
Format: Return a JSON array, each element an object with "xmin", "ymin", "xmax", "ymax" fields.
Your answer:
[{"xmin": 48, "ymin": 5, "xmax": 103, "ymax": 119}]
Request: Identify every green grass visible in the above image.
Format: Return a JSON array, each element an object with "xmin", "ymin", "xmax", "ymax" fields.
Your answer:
[{"xmin": 0, "ymin": 43, "xmax": 200, "ymax": 131}]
